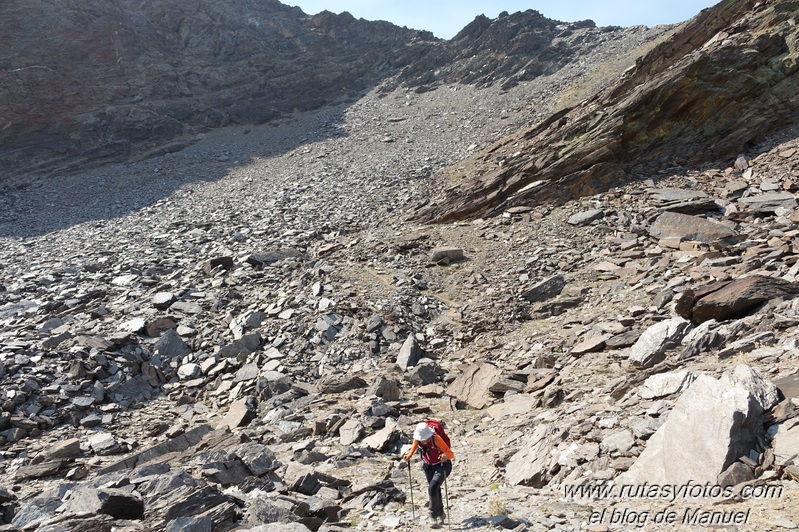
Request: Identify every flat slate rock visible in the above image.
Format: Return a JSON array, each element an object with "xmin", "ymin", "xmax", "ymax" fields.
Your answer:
[
  {"xmin": 690, "ymin": 275, "xmax": 799, "ymax": 323},
  {"xmin": 649, "ymin": 212, "xmax": 737, "ymax": 244},
  {"xmin": 567, "ymin": 209, "xmax": 604, "ymax": 226},
  {"xmin": 738, "ymin": 191, "xmax": 797, "ymax": 213}
]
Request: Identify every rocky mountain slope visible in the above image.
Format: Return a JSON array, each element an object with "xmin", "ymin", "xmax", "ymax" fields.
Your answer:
[
  {"xmin": 3, "ymin": 0, "xmax": 799, "ymax": 531},
  {"xmin": 416, "ymin": 0, "xmax": 799, "ymax": 222},
  {"xmin": 0, "ymin": 0, "xmax": 662, "ymax": 179}
]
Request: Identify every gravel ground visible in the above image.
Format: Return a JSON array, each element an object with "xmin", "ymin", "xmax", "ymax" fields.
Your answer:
[{"xmin": 5, "ymin": 22, "xmax": 799, "ymax": 531}]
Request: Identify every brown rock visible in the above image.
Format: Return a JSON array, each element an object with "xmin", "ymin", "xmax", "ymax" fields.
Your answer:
[
  {"xmin": 570, "ymin": 335, "xmax": 610, "ymax": 356},
  {"xmin": 14, "ymin": 461, "xmax": 63, "ymax": 481},
  {"xmin": 447, "ymin": 363, "xmax": 503, "ymax": 409},
  {"xmin": 203, "ymin": 256, "xmax": 235, "ymax": 275},
  {"xmin": 649, "ymin": 212, "xmax": 737, "ymax": 245},
  {"xmin": 216, "ymin": 398, "xmax": 255, "ymax": 430},
  {"xmin": 46, "ymin": 438, "xmax": 82, "ymax": 460},
  {"xmin": 690, "ymin": 275, "xmax": 799, "ymax": 324}
]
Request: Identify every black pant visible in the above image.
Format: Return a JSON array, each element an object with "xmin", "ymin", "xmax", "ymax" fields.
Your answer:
[{"xmin": 423, "ymin": 461, "xmax": 452, "ymax": 518}]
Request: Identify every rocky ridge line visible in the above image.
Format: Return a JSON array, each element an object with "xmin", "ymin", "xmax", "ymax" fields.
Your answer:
[{"xmin": 0, "ymin": 0, "xmax": 665, "ymax": 179}]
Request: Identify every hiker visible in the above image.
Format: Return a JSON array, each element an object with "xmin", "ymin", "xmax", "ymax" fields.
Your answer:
[{"xmin": 403, "ymin": 421, "xmax": 454, "ymax": 524}]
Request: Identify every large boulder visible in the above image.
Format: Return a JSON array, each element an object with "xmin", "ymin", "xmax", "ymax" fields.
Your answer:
[
  {"xmin": 676, "ymin": 275, "xmax": 799, "ymax": 324},
  {"xmin": 617, "ymin": 366, "xmax": 772, "ymax": 486}
]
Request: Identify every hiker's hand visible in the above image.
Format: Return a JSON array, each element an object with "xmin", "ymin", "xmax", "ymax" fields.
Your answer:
[{"xmin": 403, "ymin": 452, "xmax": 412, "ymax": 461}]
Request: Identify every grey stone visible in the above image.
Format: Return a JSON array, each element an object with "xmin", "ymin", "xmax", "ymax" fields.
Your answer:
[
  {"xmin": 165, "ymin": 516, "xmax": 213, "ymax": 532},
  {"xmin": 719, "ymin": 364, "xmax": 780, "ymax": 411},
  {"xmin": 171, "ymin": 301, "xmax": 203, "ymax": 314},
  {"xmin": 628, "ymin": 318, "xmax": 692, "ymax": 368},
  {"xmin": 317, "ymin": 374, "xmax": 367, "ymax": 394},
  {"xmin": 365, "ymin": 314, "xmax": 383, "ymax": 333},
  {"xmin": 567, "ymin": 209, "xmax": 604, "ymax": 226},
  {"xmin": 234, "ymin": 363, "xmax": 260, "ymax": 383},
  {"xmin": 88, "ymin": 432, "xmax": 120, "ymax": 455},
  {"xmin": 119, "ymin": 317, "xmax": 146, "ymax": 334},
  {"xmin": 11, "ymin": 484, "xmax": 77, "ymax": 529},
  {"xmin": 652, "ymin": 188, "xmax": 709, "ymax": 202},
  {"xmin": 396, "ymin": 334, "xmax": 422, "ymax": 370},
  {"xmin": 234, "ymin": 443, "xmax": 280, "ymax": 476},
  {"xmin": 506, "ymin": 423, "xmax": 567, "ymax": 487},
  {"xmin": 520, "ymin": 275, "xmax": 565, "ymax": 303},
  {"xmin": 218, "ymin": 333, "xmax": 262, "ymax": 359},
  {"xmin": 61, "ymin": 487, "xmax": 144, "ymax": 520},
  {"xmin": 558, "ymin": 442, "xmax": 599, "ymax": 468},
  {"xmin": 772, "ymin": 419, "xmax": 799, "ymax": 467},
  {"xmin": 649, "ymin": 212, "xmax": 737, "ymax": 244},
  {"xmin": 366, "ymin": 377, "xmax": 401, "ymax": 401},
  {"xmin": 629, "ymin": 417, "xmax": 663, "ymax": 439},
  {"xmin": 362, "ymin": 419, "xmax": 400, "ymax": 452},
  {"xmin": 739, "ymin": 192, "xmax": 797, "ymax": 213},
  {"xmin": 154, "ymin": 328, "xmax": 190, "ymax": 360},
  {"xmin": 153, "ymin": 291, "xmax": 177, "ymax": 310},
  {"xmin": 429, "ymin": 246, "xmax": 464, "ymax": 263},
  {"xmin": 600, "ymin": 430, "xmax": 635, "ymax": 454},
  {"xmin": 717, "ymin": 462, "xmax": 754, "ymax": 487},
  {"xmin": 407, "ymin": 358, "xmax": 438, "ymax": 385},
  {"xmin": 246, "ymin": 523, "xmax": 313, "ymax": 531},
  {"xmin": 178, "ymin": 363, "xmax": 202, "ymax": 380},
  {"xmin": 617, "ymin": 369, "xmax": 766, "ymax": 485},
  {"xmin": 80, "ymin": 413, "xmax": 104, "ymax": 428},
  {"xmin": 13, "ymin": 461, "xmax": 62, "ymax": 481},
  {"xmin": 71, "ymin": 396, "xmax": 96, "ymax": 408},
  {"xmin": 338, "ymin": 419, "xmax": 364, "ymax": 446},
  {"xmin": 638, "ymin": 371, "xmax": 696, "ymax": 399}
]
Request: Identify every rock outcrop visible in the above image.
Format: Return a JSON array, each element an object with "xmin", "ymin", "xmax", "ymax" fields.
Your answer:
[{"xmin": 416, "ymin": 0, "xmax": 799, "ymax": 222}]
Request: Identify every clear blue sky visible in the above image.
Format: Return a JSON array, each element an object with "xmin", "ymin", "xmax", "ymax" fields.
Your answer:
[{"xmin": 288, "ymin": 1, "xmax": 720, "ymax": 39}]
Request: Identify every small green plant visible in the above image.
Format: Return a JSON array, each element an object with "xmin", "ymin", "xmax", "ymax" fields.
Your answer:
[
  {"xmin": 489, "ymin": 483, "xmax": 500, "ymax": 490},
  {"xmin": 488, "ymin": 495, "xmax": 508, "ymax": 516},
  {"xmin": 347, "ymin": 511, "xmax": 361, "ymax": 527}
]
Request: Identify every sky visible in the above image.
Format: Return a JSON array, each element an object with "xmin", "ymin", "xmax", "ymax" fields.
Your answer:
[{"xmin": 287, "ymin": 1, "xmax": 721, "ymax": 39}]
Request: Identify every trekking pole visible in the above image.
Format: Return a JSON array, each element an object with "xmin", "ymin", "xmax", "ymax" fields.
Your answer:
[
  {"xmin": 444, "ymin": 471, "xmax": 451, "ymax": 531},
  {"xmin": 407, "ymin": 462, "xmax": 416, "ymax": 520}
]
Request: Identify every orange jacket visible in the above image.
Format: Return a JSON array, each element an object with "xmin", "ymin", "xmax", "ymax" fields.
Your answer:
[{"xmin": 404, "ymin": 434, "xmax": 454, "ymax": 463}]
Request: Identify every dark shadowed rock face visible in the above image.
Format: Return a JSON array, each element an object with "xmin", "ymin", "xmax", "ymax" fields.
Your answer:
[
  {"xmin": 0, "ymin": 0, "xmax": 434, "ymax": 177},
  {"xmin": 0, "ymin": 1, "xmax": 662, "ymax": 180},
  {"xmin": 416, "ymin": 0, "xmax": 799, "ymax": 222}
]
